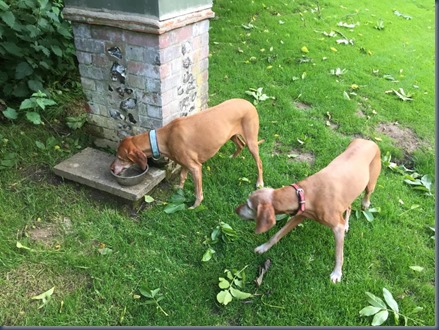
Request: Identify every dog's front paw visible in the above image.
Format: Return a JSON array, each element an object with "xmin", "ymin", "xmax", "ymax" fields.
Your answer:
[
  {"xmin": 361, "ymin": 199, "xmax": 371, "ymax": 210},
  {"xmin": 254, "ymin": 244, "xmax": 269, "ymax": 254},
  {"xmin": 330, "ymin": 271, "xmax": 342, "ymax": 283}
]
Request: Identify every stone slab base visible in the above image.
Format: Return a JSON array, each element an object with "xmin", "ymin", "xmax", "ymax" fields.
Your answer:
[{"xmin": 53, "ymin": 147, "xmax": 165, "ymax": 201}]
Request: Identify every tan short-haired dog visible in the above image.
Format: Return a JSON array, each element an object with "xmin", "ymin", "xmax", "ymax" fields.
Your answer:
[
  {"xmin": 111, "ymin": 98, "xmax": 264, "ymax": 208},
  {"xmin": 235, "ymin": 138, "xmax": 381, "ymax": 283}
]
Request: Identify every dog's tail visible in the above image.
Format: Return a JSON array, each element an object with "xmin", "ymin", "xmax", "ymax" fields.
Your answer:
[{"xmin": 258, "ymin": 139, "xmax": 265, "ymax": 145}]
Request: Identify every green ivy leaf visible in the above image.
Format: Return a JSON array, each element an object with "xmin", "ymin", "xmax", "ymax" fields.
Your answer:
[
  {"xmin": 216, "ymin": 290, "xmax": 233, "ymax": 305},
  {"xmin": 0, "ymin": 10, "xmax": 15, "ymax": 29},
  {"xmin": 26, "ymin": 111, "xmax": 42, "ymax": 125},
  {"xmin": 35, "ymin": 141, "xmax": 46, "ymax": 150},
  {"xmin": 139, "ymin": 287, "xmax": 152, "ymax": 298},
  {"xmin": 144, "ymin": 195, "xmax": 155, "ymax": 203},
  {"xmin": 15, "ymin": 61, "xmax": 33, "ymax": 79},
  {"xmin": 150, "ymin": 288, "xmax": 161, "ymax": 297},
  {"xmin": 233, "ymin": 278, "xmax": 243, "ymax": 288},
  {"xmin": 211, "ymin": 226, "xmax": 220, "ymax": 241},
  {"xmin": 2, "ymin": 107, "xmax": 18, "ymax": 120},
  {"xmin": 1, "ymin": 41, "xmax": 23, "ymax": 56},
  {"xmin": 164, "ymin": 203, "xmax": 186, "ymax": 214},
  {"xmin": 365, "ymin": 292, "xmax": 387, "ymax": 309},
  {"xmin": 411, "ymin": 306, "xmax": 424, "ymax": 314},
  {"xmin": 36, "ymin": 97, "xmax": 56, "ymax": 110},
  {"xmin": 0, "ymin": 153, "xmax": 19, "ymax": 170},
  {"xmin": 359, "ymin": 306, "xmax": 382, "ymax": 316},
  {"xmin": 229, "ymin": 287, "xmax": 253, "ymax": 300},
  {"xmin": 201, "ymin": 247, "xmax": 215, "ymax": 262},
  {"xmin": 27, "ymin": 79, "xmax": 44, "ymax": 92},
  {"xmin": 409, "ymin": 265, "xmax": 424, "ymax": 272},
  {"xmin": 362, "ymin": 210, "xmax": 374, "ymax": 222},
  {"xmin": 371, "ymin": 309, "xmax": 389, "ymax": 326},
  {"xmin": 0, "ymin": 0, "xmax": 10, "ymax": 11},
  {"xmin": 169, "ymin": 192, "xmax": 186, "ymax": 204},
  {"xmin": 19, "ymin": 98, "xmax": 35, "ymax": 110},
  {"xmin": 51, "ymin": 45, "xmax": 63, "ymax": 57},
  {"xmin": 218, "ymin": 277, "xmax": 230, "ymax": 289},
  {"xmin": 382, "ymin": 288, "xmax": 399, "ymax": 312},
  {"xmin": 31, "ymin": 286, "xmax": 55, "ymax": 308}
]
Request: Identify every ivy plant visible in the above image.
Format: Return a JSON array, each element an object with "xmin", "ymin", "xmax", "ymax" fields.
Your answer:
[
  {"xmin": 202, "ymin": 222, "xmax": 238, "ymax": 262},
  {"xmin": 0, "ymin": 0, "xmax": 75, "ymax": 99},
  {"xmin": 359, "ymin": 288, "xmax": 424, "ymax": 326},
  {"xmin": 216, "ymin": 266, "xmax": 253, "ymax": 306},
  {"xmin": 3, "ymin": 91, "xmax": 57, "ymax": 125}
]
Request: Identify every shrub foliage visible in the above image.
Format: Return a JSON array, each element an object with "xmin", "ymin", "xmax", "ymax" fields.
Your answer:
[{"xmin": 0, "ymin": 0, "xmax": 75, "ymax": 100}]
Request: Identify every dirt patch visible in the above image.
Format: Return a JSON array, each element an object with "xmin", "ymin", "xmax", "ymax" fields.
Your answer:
[
  {"xmin": 355, "ymin": 109, "xmax": 366, "ymax": 118},
  {"xmin": 21, "ymin": 164, "xmax": 63, "ymax": 186},
  {"xmin": 287, "ymin": 148, "xmax": 315, "ymax": 165},
  {"xmin": 1, "ymin": 262, "xmax": 90, "ymax": 325},
  {"xmin": 26, "ymin": 216, "xmax": 73, "ymax": 247},
  {"xmin": 375, "ymin": 122, "xmax": 421, "ymax": 154},
  {"xmin": 326, "ymin": 121, "xmax": 339, "ymax": 130},
  {"xmin": 294, "ymin": 101, "xmax": 312, "ymax": 110},
  {"xmin": 271, "ymin": 142, "xmax": 315, "ymax": 165},
  {"xmin": 29, "ymin": 225, "xmax": 58, "ymax": 244}
]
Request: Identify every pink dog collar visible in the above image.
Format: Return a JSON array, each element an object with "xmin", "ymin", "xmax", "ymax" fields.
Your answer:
[{"xmin": 291, "ymin": 183, "xmax": 305, "ymax": 214}]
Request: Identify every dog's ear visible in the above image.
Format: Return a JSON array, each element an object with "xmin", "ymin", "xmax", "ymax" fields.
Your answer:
[
  {"xmin": 129, "ymin": 149, "xmax": 148, "ymax": 170},
  {"xmin": 255, "ymin": 203, "xmax": 276, "ymax": 234}
]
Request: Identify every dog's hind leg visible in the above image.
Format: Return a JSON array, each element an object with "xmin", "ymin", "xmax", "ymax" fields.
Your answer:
[
  {"xmin": 362, "ymin": 150, "xmax": 381, "ymax": 210},
  {"xmin": 247, "ymin": 142, "xmax": 264, "ymax": 188},
  {"xmin": 230, "ymin": 135, "xmax": 245, "ymax": 158},
  {"xmin": 179, "ymin": 167, "xmax": 189, "ymax": 188},
  {"xmin": 344, "ymin": 207, "xmax": 351, "ymax": 232},
  {"xmin": 330, "ymin": 219, "xmax": 346, "ymax": 283},
  {"xmin": 188, "ymin": 163, "xmax": 203, "ymax": 209}
]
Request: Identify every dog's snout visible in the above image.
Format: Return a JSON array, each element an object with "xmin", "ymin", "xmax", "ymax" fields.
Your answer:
[
  {"xmin": 235, "ymin": 203, "xmax": 256, "ymax": 220},
  {"xmin": 235, "ymin": 204, "xmax": 244, "ymax": 215}
]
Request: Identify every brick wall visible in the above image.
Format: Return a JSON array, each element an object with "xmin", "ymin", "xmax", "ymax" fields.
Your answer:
[{"xmin": 69, "ymin": 13, "xmax": 212, "ymax": 148}]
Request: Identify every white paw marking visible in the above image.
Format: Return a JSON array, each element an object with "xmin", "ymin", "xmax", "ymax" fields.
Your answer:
[
  {"xmin": 254, "ymin": 244, "xmax": 268, "ymax": 254},
  {"xmin": 330, "ymin": 271, "xmax": 342, "ymax": 283}
]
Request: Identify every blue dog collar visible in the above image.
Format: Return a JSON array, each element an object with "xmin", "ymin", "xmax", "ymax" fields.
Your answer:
[{"xmin": 149, "ymin": 130, "xmax": 161, "ymax": 159}]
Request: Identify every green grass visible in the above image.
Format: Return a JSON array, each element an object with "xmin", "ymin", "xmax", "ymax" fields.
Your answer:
[{"xmin": 0, "ymin": 0, "xmax": 435, "ymax": 326}]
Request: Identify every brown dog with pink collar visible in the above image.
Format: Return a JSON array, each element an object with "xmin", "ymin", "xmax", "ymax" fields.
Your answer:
[{"xmin": 235, "ymin": 138, "xmax": 381, "ymax": 283}]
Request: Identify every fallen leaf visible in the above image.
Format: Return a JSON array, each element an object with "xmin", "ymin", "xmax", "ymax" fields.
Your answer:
[
  {"xmin": 32, "ymin": 287, "xmax": 55, "ymax": 309},
  {"xmin": 144, "ymin": 195, "xmax": 155, "ymax": 203},
  {"xmin": 323, "ymin": 31, "xmax": 336, "ymax": 37},
  {"xmin": 301, "ymin": 46, "xmax": 309, "ymax": 53},
  {"xmin": 410, "ymin": 266, "xmax": 424, "ymax": 272},
  {"xmin": 337, "ymin": 21, "xmax": 357, "ymax": 28}
]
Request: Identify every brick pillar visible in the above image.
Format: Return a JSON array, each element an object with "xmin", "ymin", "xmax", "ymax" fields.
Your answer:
[{"xmin": 63, "ymin": 6, "xmax": 214, "ymax": 148}]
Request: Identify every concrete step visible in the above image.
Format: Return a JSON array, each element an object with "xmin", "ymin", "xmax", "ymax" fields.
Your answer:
[{"xmin": 53, "ymin": 147, "xmax": 165, "ymax": 201}]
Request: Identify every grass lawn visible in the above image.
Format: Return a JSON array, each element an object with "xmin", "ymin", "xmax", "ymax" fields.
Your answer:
[{"xmin": 0, "ymin": 0, "xmax": 435, "ymax": 326}]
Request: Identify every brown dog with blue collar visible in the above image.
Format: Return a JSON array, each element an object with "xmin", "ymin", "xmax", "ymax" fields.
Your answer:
[
  {"xmin": 111, "ymin": 98, "xmax": 264, "ymax": 208},
  {"xmin": 235, "ymin": 138, "xmax": 381, "ymax": 283}
]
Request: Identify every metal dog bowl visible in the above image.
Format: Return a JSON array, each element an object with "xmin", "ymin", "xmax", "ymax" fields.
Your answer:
[{"xmin": 111, "ymin": 164, "xmax": 149, "ymax": 186}]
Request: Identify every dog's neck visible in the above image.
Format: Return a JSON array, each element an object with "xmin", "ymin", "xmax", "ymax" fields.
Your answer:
[
  {"xmin": 149, "ymin": 130, "xmax": 160, "ymax": 159},
  {"xmin": 272, "ymin": 186, "xmax": 302, "ymax": 215}
]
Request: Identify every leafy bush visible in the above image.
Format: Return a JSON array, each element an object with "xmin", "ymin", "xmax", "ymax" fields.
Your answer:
[
  {"xmin": 0, "ymin": 0, "xmax": 75, "ymax": 99},
  {"xmin": 3, "ymin": 90, "xmax": 57, "ymax": 124}
]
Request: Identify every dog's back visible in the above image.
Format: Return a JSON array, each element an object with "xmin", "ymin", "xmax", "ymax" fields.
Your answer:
[{"xmin": 301, "ymin": 139, "xmax": 381, "ymax": 214}]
